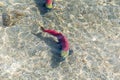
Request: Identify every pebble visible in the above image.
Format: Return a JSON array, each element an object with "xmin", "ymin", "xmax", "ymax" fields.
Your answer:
[
  {"xmin": 0, "ymin": 2, "xmax": 4, "ymax": 7},
  {"xmin": 2, "ymin": 13, "xmax": 11, "ymax": 26}
]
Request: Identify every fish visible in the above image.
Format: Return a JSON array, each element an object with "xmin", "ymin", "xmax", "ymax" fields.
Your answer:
[
  {"xmin": 45, "ymin": 0, "xmax": 53, "ymax": 9},
  {"xmin": 41, "ymin": 27, "xmax": 70, "ymax": 59}
]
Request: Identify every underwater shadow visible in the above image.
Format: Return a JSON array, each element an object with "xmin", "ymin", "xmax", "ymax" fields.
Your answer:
[
  {"xmin": 34, "ymin": 0, "xmax": 50, "ymax": 15},
  {"xmin": 33, "ymin": 33, "xmax": 63, "ymax": 68}
]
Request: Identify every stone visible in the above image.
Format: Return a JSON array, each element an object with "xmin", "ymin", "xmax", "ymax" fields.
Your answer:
[
  {"xmin": 0, "ymin": 2, "xmax": 4, "ymax": 7},
  {"xmin": 2, "ymin": 13, "xmax": 11, "ymax": 26}
]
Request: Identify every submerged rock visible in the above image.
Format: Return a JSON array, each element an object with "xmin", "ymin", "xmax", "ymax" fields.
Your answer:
[
  {"xmin": 2, "ymin": 13, "xmax": 11, "ymax": 26},
  {"xmin": 2, "ymin": 10, "xmax": 25, "ymax": 27},
  {"xmin": 0, "ymin": 2, "xmax": 4, "ymax": 7}
]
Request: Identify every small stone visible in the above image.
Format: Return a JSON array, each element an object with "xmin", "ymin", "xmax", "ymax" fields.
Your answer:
[
  {"xmin": 69, "ymin": 14, "xmax": 75, "ymax": 19},
  {"xmin": 0, "ymin": 2, "xmax": 4, "ymax": 7},
  {"xmin": 92, "ymin": 37, "xmax": 97, "ymax": 41},
  {"xmin": 2, "ymin": 13, "xmax": 11, "ymax": 26}
]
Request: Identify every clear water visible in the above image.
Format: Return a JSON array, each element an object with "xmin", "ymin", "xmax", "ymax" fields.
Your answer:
[{"xmin": 0, "ymin": 0, "xmax": 120, "ymax": 80}]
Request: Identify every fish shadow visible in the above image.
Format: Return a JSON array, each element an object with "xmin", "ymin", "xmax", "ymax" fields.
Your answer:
[
  {"xmin": 33, "ymin": 33, "xmax": 63, "ymax": 68},
  {"xmin": 34, "ymin": 0, "xmax": 50, "ymax": 15}
]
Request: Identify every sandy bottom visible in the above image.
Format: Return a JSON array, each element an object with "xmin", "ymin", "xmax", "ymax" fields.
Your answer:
[{"xmin": 0, "ymin": 0, "xmax": 120, "ymax": 80}]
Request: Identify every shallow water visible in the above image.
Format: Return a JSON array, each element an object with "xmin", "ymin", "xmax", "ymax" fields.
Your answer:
[{"xmin": 0, "ymin": 0, "xmax": 120, "ymax": 80}]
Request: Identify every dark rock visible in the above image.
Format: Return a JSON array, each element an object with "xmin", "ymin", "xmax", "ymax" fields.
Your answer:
[{"xmin": 2, "ymin": 13, "xmax": 11, "ymax": 26}]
